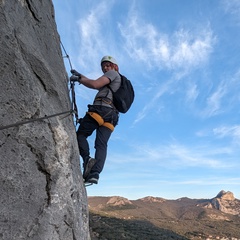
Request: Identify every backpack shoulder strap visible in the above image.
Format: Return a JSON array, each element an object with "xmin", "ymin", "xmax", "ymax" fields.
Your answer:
[{"xmin": 107, "ymin": 72, "xmax": 122, "ymax": 92}]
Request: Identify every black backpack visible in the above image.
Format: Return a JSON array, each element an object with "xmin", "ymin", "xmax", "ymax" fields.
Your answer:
[{"xmin": 108, "ymin": 74, "xmax": 134, "ymax": 113}]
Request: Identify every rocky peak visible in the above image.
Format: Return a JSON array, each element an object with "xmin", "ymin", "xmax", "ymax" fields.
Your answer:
[
  {"xmin": 209, "ymin": 190, "xmax": 240, "ymax": 215},
  {"xmin": 107, "ymin": 196, "xmax": 133, "ymax": 206},
  {"xmin": 216, "ymin": 190, "xmax": 235, "ymax": 201},
  {"xmin": 139, "ymin": 196, "xmax": 166, "ymax": 203}
]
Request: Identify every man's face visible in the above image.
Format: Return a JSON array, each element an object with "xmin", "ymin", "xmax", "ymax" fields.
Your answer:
[{"xmin": 101, "ymin": 61, "xmax": 114, "ymax": 73}]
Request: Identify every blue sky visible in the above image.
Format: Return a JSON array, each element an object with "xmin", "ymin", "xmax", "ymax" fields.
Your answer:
[{"xmin": 52, "ymin": 0, "xmax": 240, "ymax": 200}]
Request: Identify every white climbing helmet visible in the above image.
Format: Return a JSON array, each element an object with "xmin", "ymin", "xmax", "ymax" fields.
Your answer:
[{"xmin": 101, "ymin": 56, "xmax": 118, "ymax": 65}]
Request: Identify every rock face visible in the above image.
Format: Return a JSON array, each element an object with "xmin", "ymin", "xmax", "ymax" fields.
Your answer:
[
  {"xmin": 139, "ymin": 196, "xmax": 166, "ymax": 203},
  {"xmin": 216, "ymin": 190, "xmax": 235, "ymax": 200},
  {"xmin": 0, "ymin": 1, "xmax": 89, "ymax": 239},
  {"xmin": 106, "ymin": 196, "xmax": 133, "ymax": 206},
  {"xmin": 209, "ymin": 190, "xmax": 240, "ymax": 215}
]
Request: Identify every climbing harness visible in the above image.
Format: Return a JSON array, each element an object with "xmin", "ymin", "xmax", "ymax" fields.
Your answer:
[{"xmin": 87, "ymin": 111, "xmax": 114, "ymax": 131}]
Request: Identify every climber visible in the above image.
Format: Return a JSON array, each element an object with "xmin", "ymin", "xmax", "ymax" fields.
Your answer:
[{"xmin": 70, "ymin": 56, "xmax": 120, "ymax": 184}]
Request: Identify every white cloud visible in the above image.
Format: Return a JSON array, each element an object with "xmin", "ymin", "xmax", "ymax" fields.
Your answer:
[
  {"xmin": 201, "ymin": 81, "xmax": 226, "ymax": 117},
  {"xmin": 118, "ymin": 12, "xmax": 215, "ymax": 72},
  {"xmin": 213, "ymin": 125, "xmax": 240, "ymax": 145},
  {"xmin": 196, "ymin": 124, "xmax": 240, "ymax": 147},
  {"xmin": 133, "ymin": 76, "xmax": 173, "ymax": 124},
  {"xmin": 170, "ymin": 29, "xmax": 214, "ymax": 70},
  {"xmin": 108, "ymin": 140, "xmax": 236, "ymax": 169},
  {"xmin": 186, "ymin": 83, "xmax": 199, "ymax": 103},
  {"xmin": 222, "ymin": 0, "xmax": 240, "ymax": 24},
  {"xmin": 161, "ymin": 143, "xmax": 230, "ymax": 168},
  {"xmin": 200, "ymin": 69, "xmax": 240, "ymax": 118},
  {"xmin": 174, "ymin": 177, "xmax": 240, "ymax": 186},
  {"xmin": 76, "ymin": 2, "xmax": 115, "ymax": 70},
  {"xmin": 117, "ymin": 7, "xmax": 216, "ymax": 124}
]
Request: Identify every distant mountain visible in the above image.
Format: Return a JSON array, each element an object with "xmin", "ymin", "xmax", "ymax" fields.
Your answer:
[
  {"xmin": 88, "ymin": 190, "xmax": 240, "ymax": 240},
  {"xmin": 202, "ymin": 190, "xmax": 240, "ymax": 216}
]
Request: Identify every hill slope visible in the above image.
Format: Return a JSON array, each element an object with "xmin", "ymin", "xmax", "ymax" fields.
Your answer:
[{"xmin": 88, "ymin": 191, "xmax": 240, "ymax": 239}]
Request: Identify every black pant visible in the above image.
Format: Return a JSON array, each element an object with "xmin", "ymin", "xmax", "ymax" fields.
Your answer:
[{"xmin": 76, "ymin": 105, "xmax": 119, "ymax": 174}]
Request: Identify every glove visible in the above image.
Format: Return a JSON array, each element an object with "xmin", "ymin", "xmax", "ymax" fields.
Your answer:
[
  {"xmin": 70, "ymin": 75, "xmax": 80, "ymax": 82},
  {"xmin": 71, "ymin": 69, "xmax": 81, "ymax": 77}
]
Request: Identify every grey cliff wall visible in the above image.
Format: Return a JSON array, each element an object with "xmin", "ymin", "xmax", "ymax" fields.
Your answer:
[{"xmin": 0, "ymin": 1, "xmax": 89, "ymax": 239}]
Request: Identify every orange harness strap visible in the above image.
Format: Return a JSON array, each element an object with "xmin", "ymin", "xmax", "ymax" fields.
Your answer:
[
  {"xmin": 102, "ymin": 122, "xmax": 114, "ymax": 131},
  {"xmin": 87, "ymin": 112, "xmax": 114, "ymax": 131}
]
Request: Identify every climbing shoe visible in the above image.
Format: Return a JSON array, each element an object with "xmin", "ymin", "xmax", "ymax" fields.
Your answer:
[
  {"xmin": 83, "ymin": 157, "xmax": 96, "ymax": 179},
  {"xmin": 85, "ymin": 172, "xmax": 99, "ymax": 184}
]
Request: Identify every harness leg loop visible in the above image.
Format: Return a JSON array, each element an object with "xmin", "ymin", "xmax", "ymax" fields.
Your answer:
[{"xmin": 87, "ymin": 112, "xmax": 114, "ymax": 131}]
